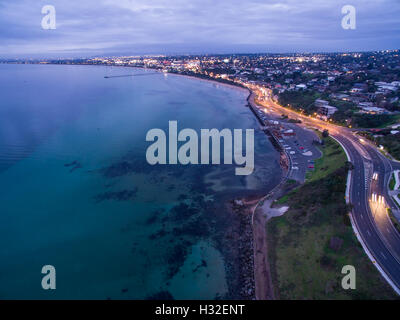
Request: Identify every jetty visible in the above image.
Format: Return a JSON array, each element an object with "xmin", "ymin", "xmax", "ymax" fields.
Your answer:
[{"xmin": 104, "ymin": 73, "xmax": 157, "ymax": 79}]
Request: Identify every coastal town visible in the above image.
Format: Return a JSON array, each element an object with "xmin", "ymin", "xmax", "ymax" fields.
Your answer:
[{"xmin": 8, "ymin": 50, "xmax": 400, "ymax": 157}]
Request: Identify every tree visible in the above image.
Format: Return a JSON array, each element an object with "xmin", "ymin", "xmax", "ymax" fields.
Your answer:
[{"xmin": 322, "ymin": 129, "xmax": 330, "ymax": 138}]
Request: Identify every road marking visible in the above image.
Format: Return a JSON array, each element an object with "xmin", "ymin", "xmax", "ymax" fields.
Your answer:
[
  {"xmin": 367, "ymin": 230, "xmax": 371, "ymax": 236},
  {"xmin": 381, "ymin": 252, "xmax": 387, "ymax": 260}
]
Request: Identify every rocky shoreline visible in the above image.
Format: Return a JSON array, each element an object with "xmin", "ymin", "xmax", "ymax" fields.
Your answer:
[
  {"xmin": 243, "ymin": 90, "xmax": 291, "ymax": 300},
  {"xmin": 216, "ymin": 199, "xmax": 257, "ymax": 299},
  {"xmin": 234, "ymin": 201, "xmax": 256, "ymax": 299}
]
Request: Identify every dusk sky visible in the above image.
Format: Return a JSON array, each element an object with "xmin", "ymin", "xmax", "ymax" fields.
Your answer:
[{"xmin": 1, "ymin": 0, "xmax": 400, "ymax": 58}]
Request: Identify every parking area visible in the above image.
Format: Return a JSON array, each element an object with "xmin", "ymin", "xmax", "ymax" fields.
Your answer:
[
  {"xmin": 279, "ymin": 123, "xmax": 322, "ymax": 182},
  {"xmin": 254, "ymin": 105, "xmax": 322, "ymax": 183}
]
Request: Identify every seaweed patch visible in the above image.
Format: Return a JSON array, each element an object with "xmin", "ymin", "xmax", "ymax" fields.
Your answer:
[
  {"xmin": 64, "ymin": 160, "xmax": 82, "ymax": 172},
  {"xmin": 165, "ymin": 241, "xmax": 192, "ymax": 279},
  {"xmin": 94, "ymin": 188, "xmax": 138, "ymax": 202},
  {"xmin": 168, "ymin": 203, "xmax": 199, "ymax": 222},
  {"xmin": 192, "ymin": 259, "xmax": 207, "ymax": 273},
  {"xmin": 145, "ymin": 209, "xmax": 165, "ymax": 225},
  {"xmin": 145, "ymin": 290, "xmax": 174, "ymax": 300}
]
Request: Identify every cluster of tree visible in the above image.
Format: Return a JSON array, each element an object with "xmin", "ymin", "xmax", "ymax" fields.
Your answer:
[
  {"xmin": 351, "ymin": 114, "xmax": 394, "ymax": 128},
  {"xmin": 377, "ymin": 132, "xmax": 400, "ymax": 160},
  {"xmin": 328, "ymin": 100, "xmax": 358, "ymax": 125},
  {"xmin": 273, "ymin": 71, "xmax": 317, "ymax": 86},
  {"xmin": 278, "ymin": 90, "xmax": 319, "ymax": 115},
  {"xmin": 206, "ymin": 67, "xmax": 236, "ymax": 75}
]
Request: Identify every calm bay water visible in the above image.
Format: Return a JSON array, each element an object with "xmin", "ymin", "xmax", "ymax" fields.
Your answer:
[{"xmin": 0, "ymin": 64, "xmax": 281, "ymax": 299}]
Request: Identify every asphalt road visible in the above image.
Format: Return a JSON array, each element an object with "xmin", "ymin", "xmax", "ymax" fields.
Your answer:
[
  {"xmin": 334, "ymin": 133, "xmax": 400, "ymax": 292},
  {"xmin": 252, "ymin": 89, "xmax": 400, "ymax": 293}
]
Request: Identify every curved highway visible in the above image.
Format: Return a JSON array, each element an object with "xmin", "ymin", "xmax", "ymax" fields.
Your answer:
[
  {"xmin": 250, "ymin": 86, "xmax": 400, "ymax": 294},
  {"xmin": 334, "ymin": 133, "xmax": 400, "ymax": 292}
]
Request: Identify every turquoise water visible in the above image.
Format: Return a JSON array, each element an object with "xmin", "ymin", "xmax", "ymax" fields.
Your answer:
[{"xmin": 0, "ymin": 64, "xmax": 281, "ymax": 299}]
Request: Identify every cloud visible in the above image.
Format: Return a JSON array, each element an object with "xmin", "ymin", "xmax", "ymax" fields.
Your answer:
[{"xmin": 0, "ymin": 0, "xmax": 399, "ymax": 57}]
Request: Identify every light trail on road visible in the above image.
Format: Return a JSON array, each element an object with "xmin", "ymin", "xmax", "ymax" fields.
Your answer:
[{"xmin": 250, "ymin": 87, "xmax": 400, "ymax": 294}]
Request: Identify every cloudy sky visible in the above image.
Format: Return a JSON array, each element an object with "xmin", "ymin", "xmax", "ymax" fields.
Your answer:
[{"xmin": 1, "ymin": 0, "xmax": 400, "ymax": 58}]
